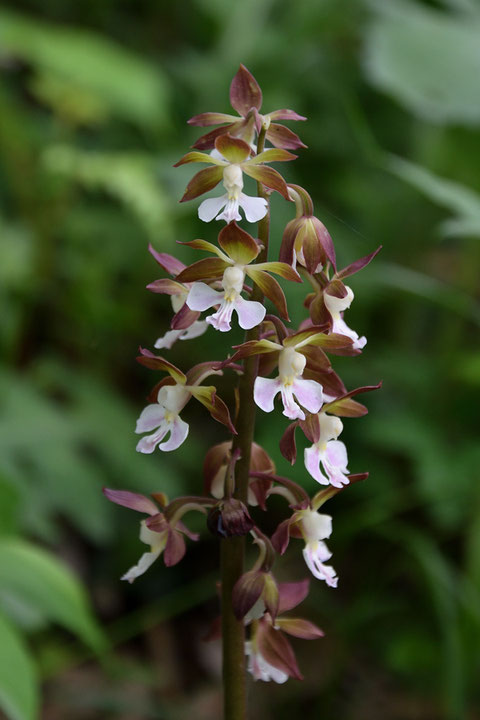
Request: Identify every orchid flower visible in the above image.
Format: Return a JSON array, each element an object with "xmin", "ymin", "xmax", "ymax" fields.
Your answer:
[
  {"xmin": 102, "ymin": 489, "xmax": 205, "ymax": 581},
  {"xmin": 174, "ymin": 134, "xmax": 295, "ymax": 224},
  {"xmin": 323, "ymin": 285, "xmax": 366, "ymax": 350},
  {"xmin": 304, "ymin": 412, "xmax": 349, "ymax": 487},
  {"xmin": 226, "ymin": 324, "xmax": 354, "ymax": 421},
  {"xmin": 189, "ymin": 64, "xmax": 307, "ymax": 152},
  {"xmin": 175, "ymin": 222, "xmax": 300, "ymax": 333},
  {"xmin": 146, "ymin": 245, "xmax": 208, "ymax": 348},
  {"xmin": 255, "ymin": 346, "xmax": 323, "ymax": 421},
  {"xmin": 135, "ymin": 351, "xmax": 236, "ymax": 453},
  {"xmin": 244, "ymin": 579, "xmax": 323, "ymax": 683}
]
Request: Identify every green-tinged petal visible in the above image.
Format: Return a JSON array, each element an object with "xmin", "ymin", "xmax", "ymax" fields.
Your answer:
[
  {"xmin": 186, "ymin": 361, "xmax": 223, "ymax": 387},
  {"xmin": 215, "ymin": 135, "xmax": 252, "ymax": 163},
  {"xmin": 242, "ymin": 164, "xmax": 289, "ymax": 199},
  {"xmin": 283, "ymin": 326, "xmax": 329, "ymax": 348},
  {"xmin": 218, "ymin": 222, "xmax": 260, "ymax": 264},
  {"xmin": 246, "ymin": 268, "xmax": 290, "ymax": 320},
  {"xmin": 231, "ymin": 339, "xmax": 282, "ymax": 360},
  {"xmin": 189, "ymin": 385, "xmax": 236, "ymax": 434},
  {"xmin": 253, "ymin": 261, "xmax": 301, "ymax": 282},
  {"xmin": 174, "ymin": 151, "xmax": 223, "ymax": 167},
  {"xmin": 293, "ymin": 332, "xmax": 354, "ymax": 352},
  {"xmin": 178, "ymin": 238, "xmax": 231, "ymax": 261},
  {"xmin": 136, "ymin": 349, "xmax": 187, "ymax": 384},
  {"xmin": 175, "ymin": 258, "xmax": 229, "ymax": 283},
  {"xmin": 180, "ymin": 165, "xmax": 224, "ymax": 202},
  {"xmin": 247, "ymin": 148, "xmax": 297, "ymax": 164}
]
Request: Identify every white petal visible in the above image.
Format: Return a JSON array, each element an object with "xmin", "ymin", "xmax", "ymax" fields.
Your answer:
[
  {"xmin": 304, "ymin": 445, "xmax": 328, "ymax": 484},
  {"xmin": 217, "ymin": 197, "xmax": 242, "ymax": 223},
  {"xmin": 154, "ymin": 330, "xmax": 182, "ymax": 350},
  {"xmin": 324, "ymin": 286, "xmax": 354, "ymax": 315},
  {"xmin": 198, "ymin": 194, "xmax": 228, "ymax": 222},
  {"xmin": 238, "ymin": 192, "xmax": 268, "ymax": 222},
  {"xmin": 135, "ymin": 405, "xmax": 166, "ymax": 433},
  {"xmin": 159, "ymin": 416, "xmax": 189, "ymax": 451},
  {"xmin": 234, "ymin": 297, "xmax": 266, "ymax": 330},
  {"xmin": 187, "ymin": 282, "xmax": 223, "ymax": 312},
  {"xmin": 121, "ymin": 550, "xmax": 161, "ymax": 583},
  {"xmin": 179, "ymin": 320, "xmax": 209, "ymax": 341},
  {"xmin": 254, "ymin": 377, "xmax": 280, "ymax": 413},
  {"xmin": 280, "ymin": 385, "xmax": 305, "ymax": 420}
]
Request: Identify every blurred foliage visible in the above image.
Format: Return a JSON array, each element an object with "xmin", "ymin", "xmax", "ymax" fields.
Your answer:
[{"xmin": 0, "ymin": 0, "xmax": 479, "ymax": 718}]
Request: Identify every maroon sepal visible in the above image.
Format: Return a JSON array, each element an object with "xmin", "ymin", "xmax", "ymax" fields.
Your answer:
[
  {"xmin": 148, "ymin": 245, "xmax": 185, "ymax": 276},
  {"xmin": 171, "ymin": 303, "xmax": 201, "ymax": 330},
  {"xmin": 299, "ymin": 414, "xmax": 321, "ymax": 444},
  {"xmin": 266, "ymin": 123, "xmax": 306, "ymax": 150},
  {"xmin": 336, "ymin": 246, "xmax": 382, "ymax": 280},
  {"xmin": 280, "ymin": 422, "xmax": 298, "ymax": 465},
  {"xmin": 277, "ymin": 579, "xmax": 310, "ymax": 614},
  {"xmin": 230, "ymin": 64, "xmax": 262, "ymax": 116},
  {"xmin": 276, "ymin": 618, "xmax": 324, "ymax": 640},
  {"xmin": 322, "ymin": 382, "xmax": 382, "ymax": 418},
  {"xmin": 103, "ymin": 488, "xmax": 158, "ymax": 516},
  {"xmin": 232, "ymin": 570, "xmax": 277, "ymax": 621},
  {"xmin": 271, "ymin": 518, "xmax": 293, "ymax": 555},
  {"xmin": 164, "ymin": 528, "xmax": 186, "ymax": 567},
  {"xmin": 257, "ymin": 621, "xmax": 303, "ymax": 681}
]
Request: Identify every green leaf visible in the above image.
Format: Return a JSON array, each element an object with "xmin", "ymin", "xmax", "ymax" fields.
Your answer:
[
  {"xmin": 387, "ymin": 154, "xmax": 480, "ymax": 239},
  {"xmin": 0, "ymin": 612, "xmax": 38, "ymax": 720},
  {"xmin": 0, "ymin": 539, "xmax": 106, "ymax": 653},
  {"xmin": 0, "ymin": 9, "xmax": 168, "ymax": 127},
  {"xmin": 364, "ymin": 0, "xmax": 480, "ymax": 125}
]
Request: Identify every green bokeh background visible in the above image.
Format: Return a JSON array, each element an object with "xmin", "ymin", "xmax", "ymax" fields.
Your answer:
[{"xmin": 1, "ymin": 0, "xmax": 480, "ymax": 718}]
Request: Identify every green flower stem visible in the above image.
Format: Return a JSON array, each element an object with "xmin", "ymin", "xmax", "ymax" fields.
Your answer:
[{"xmin": 220, "ymin": 125, "xmax": 269, "ymax": 720}]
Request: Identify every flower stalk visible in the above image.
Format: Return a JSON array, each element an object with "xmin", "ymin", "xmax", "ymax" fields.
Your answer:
[{"xmin": 221, "ymin": 124, "xmax": 269, "ymax": 720}]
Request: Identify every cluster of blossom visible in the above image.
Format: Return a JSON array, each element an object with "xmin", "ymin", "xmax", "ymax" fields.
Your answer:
[{"xmin": 105, "ymin": 66, "xmax": 380, "ymax": 685}]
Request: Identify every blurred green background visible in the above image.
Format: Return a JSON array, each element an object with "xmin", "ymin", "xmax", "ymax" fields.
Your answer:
[{"xmin": 1, "ymin": 0, "xmax": 480, "ymax": 718}]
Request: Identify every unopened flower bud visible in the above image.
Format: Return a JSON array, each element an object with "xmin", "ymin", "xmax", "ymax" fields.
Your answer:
[{"xmin": 207, "ymin": 498, "xmax": 254, "ymax": 538}]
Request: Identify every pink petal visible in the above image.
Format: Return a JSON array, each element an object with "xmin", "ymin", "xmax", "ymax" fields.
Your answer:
[
  {"xmin": 234, "ymin": 297, "xmax": 266, "ymax": 330},
  {"xmin": 292, "ymin": 378, "xmax": 323, "ymax": 414},
  {"xmin": 304, "ymin": 445, "xmax": 328, "ymax": 485},
  {"xmin": 159, "ymin": 417, "xmax": 189, "ymax": 451},
  {"xmin": 206, "ymin": 300, "xmax": 235, "ymax": 332},
  {"xmin": 280, "ymin": 385, "xmax": 305, "ymax": 420},
  {"xmin": 186, "ymin": 282, "xmax": 223, "ymax": 312},
  {"xmin": 254, "ymin": 377, "xmax": 281, "ymax": 413},
  {"xmin": 238, "ymin": 192, "xmax": 268, "ymax": 222},
  {"xmin": 198, "ymin": 194, "xmax": 228, "ymax": 222},
  {"xmin": 325, "ymin": 440, "xmax": 348, "ymax": 470},
  {"xmin": 135, "ymin": 404, "xmax": 166, "ymax": 433}
]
